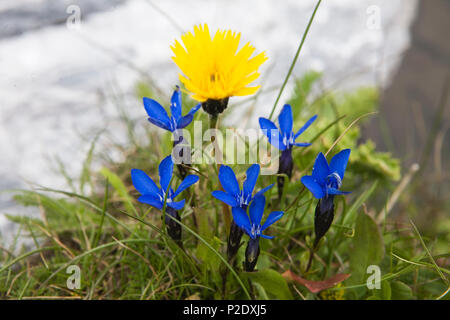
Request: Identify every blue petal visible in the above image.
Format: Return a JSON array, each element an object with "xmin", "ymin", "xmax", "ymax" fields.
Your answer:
[
  {"xmin": 242, "ymin": 164, "xmax": 260, "ymax": 201},
  {"xmin": 301, "ymin": 175, "xmax": 325, "ymax": 199},
  {"xmin": 147, "ymin": 117, "xmax": 172, "ymax": 131},
  {"xmin": 159, "ymin": 155, "xmax": 174, "ymax": 193},
  {"xmin": 137, "ymin": 194, "xmax": 163, "ymax": 210},
  {"xmin": 143, "ymin": 97, "xmax": 173, "ymax": 131},
  {"xmin": 259, "ymin": 117, "xmax": 286, "ymax": 151},
  {"xmin": 261, "ymin": 211, "xmax": 284, "ymax": 230},
  {"xmin": 294, "ymin": 114, "xmax": 318, "ymax": 140},
  {"xmin": 278, "ymin": 104, "xmax": 293, "ymax": 137},
  {"xmin": 170, "ymin": 88, "xmax": 182, "ymax": 121},
  {"xmin": 176, "ymin": 114, "xmax": 193, "ymax": 129},
  {"xmin": 327, "ymin": 187, "xmax": 351, "ymax": 196},
  {"xmin": 131, "ymin": 169, "xmax": 159, "ymax": 196},
  {"xmin": 167, "ymin": 199, "xmax": 186, "ymax": 210},
  {"xmin": 260, "ymin": 234, "xmax": 275, "ymax": 239},
  {"xmin": 329, "ymin": 149, "xmax": 351, "ymax": 180},
  {"xmin": 231, "ymin": 206, "xmax": 251, "ymax": 233},
  {"xmin": 172, "ymin": 175, "xmax": 199, "ymax": 198},
  {"xmin": 218, "ymin": 165, "xmax": 240, "ymax": 197},
  {"xmin": 294, "ymin": 142, "xmax": 312, "ymax": 147},
  {"xmin": 211, "ymin": 190, "xmax": 238, "ymax": 207},
  {"xmin": 249, "ymin": 195, "xmax": 265, "ymax": 225},
  {"xmin": 187, "ymin": 103, "xmax": 201, "ymax": 117},
  {"xmin": 312, "ymin": 152, "xmax": 330, "ymax": 183},
  {"xmin": 254, "ymin": 183, "xmax": 274, "ymax": 197}
]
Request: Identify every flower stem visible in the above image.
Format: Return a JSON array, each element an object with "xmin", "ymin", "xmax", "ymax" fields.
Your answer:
[
  {"xmin": 209, "ymin": 113, "xmax": 231, "ymax": 232},
  {"xmin": 227, "ymin": 219, "xmax": 244, "ymax": 262},
  {"xmin": 268, "ymin": 0, "xmax": 322, "ymax": 120},
  {"xmin": 305, "ymin": 247, "xmax": 315, "ymax": 273},
  {"xmin": 165, "ymin": 207, "xmax": 183, "ymax": 247},
  {"xmin": 244, "ymin": 237, "xmax": 260, "ymax": 272}
]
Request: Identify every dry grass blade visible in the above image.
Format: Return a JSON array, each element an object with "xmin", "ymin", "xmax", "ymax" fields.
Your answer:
[{"xmin": 324, "ymin": 112, "xmax": 378, "ymax": 157}]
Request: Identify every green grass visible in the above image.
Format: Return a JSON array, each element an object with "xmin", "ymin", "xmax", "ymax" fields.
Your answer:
[
  {"xmin": 0, "ymin": 71, "xmax": 448, "ymax": 300},
  {"xmin": 0, "ymin": 0, "xmax": 448, "ymax": 299}
]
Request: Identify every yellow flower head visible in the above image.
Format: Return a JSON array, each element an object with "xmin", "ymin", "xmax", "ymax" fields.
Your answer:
[{"xmin": 171, "ymin": 24, "xmax": 268, "ymax": 102}]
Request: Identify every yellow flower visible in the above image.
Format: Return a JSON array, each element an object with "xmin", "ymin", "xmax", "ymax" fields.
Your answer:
[{"xmin": 171, "ymin": 24, "xmax": 267, "ymax": 103}]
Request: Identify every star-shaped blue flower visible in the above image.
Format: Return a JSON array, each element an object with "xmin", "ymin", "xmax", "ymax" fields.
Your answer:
[
  {"xmin": 301, "ymin": 149, "xmax": 351, "ymax": 199},
  {"xmin": 232, "ymin": 195, "xmax": 284, "ymax": 240},
  {"xmin": 143, "ymin": 86, "xmax": 201, "ymax": 132},
  {"xmin": 131, "ymin": 155, "xmax": 199, "ymax": 211},
  {"xmin": 211, "ymin": 164, "xmax": 273, "ymax": 209},
  {"xmin": 259, "ymin": 104, "xmax": 317, "ymax": 151}
]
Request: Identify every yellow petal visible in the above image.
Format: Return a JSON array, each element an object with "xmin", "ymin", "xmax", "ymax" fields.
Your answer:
[{"xmin": 171, "ymin": 24, "xmax": 267, "ymax": 102}]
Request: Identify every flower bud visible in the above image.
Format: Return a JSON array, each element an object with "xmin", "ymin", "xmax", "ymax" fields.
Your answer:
[
  {"xmin": 277, "ymin": 148, "xmax": 293, "ymax": 199},
  {"xmin": 227, "ymin": 220, "xmax": 244, "ymax": 261},
  {"xmin": 165, "ymin": 206, "xmax": 182, "ymax": 244},
  {"xmin": 244, "ymin": 237, "xmax": 260, "ymax": 272},
  {"xmin": 313, "ymin": 195, "xmax": 335, "ymax": 248}
]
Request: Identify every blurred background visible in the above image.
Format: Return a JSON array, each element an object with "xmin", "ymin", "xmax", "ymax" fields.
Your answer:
[{"xmin": 0, "ymin": 0, "xmax": 448, "ymax": 243}]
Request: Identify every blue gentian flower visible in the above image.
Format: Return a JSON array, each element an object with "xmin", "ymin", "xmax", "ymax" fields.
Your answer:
[
  {"xmin": 300, "ymin": 149, "xmax": 351, "ymax": 199},
  {"xmin": 143, "ymin": 87, "xmax": 201, "ymax": 179},
  {"xmin": 211, "ymin": 164, "xmax": 273, "ymax": 261},
  {"xmin": 231, "ymin": 195, "xmax": 284, "ymax": 271},
  {"xmin": 211, "ymin": 164, "xmax": 273, "ymax": 209},
  {"xmin": 259, "ymin": 104, "xmax": 317, "ymax": 199},
  {"xmin": 131, "ymin": 155, "xmax": 199, "ymax": 210},
  {"xmin": 231, "ymin": 195, "xmax": 284, "ymax": 240},
  {"xmin": 300, "ymin": 149, "xmax": 351, "ymax": 249},
  {"xmin": 143, "ymin": 86, "xmax": 201, "ymax": 133},
  {"xmin": 259, "ymin": 104, "xmax": 317, "ymax": 152},
  {"xmin": 131, "ymin": 155, "xmax": 199, "ymax": 243}
]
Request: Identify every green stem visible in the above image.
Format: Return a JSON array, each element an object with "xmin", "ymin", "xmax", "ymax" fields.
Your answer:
[
  {"xmin": 268, "ymin": 0, "xmax": 322, "ymax": 120},
  {"xmin": 210, "ymin": 114, "xmax": 218, "ymax": 130},
  {"xmin": 209, "ymin": 113, "xmax": 231, "ymax": 232}
]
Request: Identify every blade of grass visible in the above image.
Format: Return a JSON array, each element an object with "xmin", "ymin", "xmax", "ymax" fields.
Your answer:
[
  {"xmin": 342, "ymin": 180, "xmax": 379, "ymax": 226},
  {"xmin": 409, "ymin": 217, "xmax": 448, "ymax": 284},
  {"xmin": 391, "ymin": 252, "xmax": 450, "ymax": 275},
  {"xmin": 92, "ymin": 179, "xmax": 109, "ymax": 248},
  {"xmin": 268, "ymin": 0, "xmax": 322, "ymax": 120},
  {"xmin": 0, "ymin": 246, "xmax": 61, "ymax": 274},
  {"xmin": 163, "ymin": 210, "xmax": 251, "ymax": 299},
  {"xmin": 324, "ymin": 112, "xmax": 377, "ymax": 157},
  {"xmin": 38, "ymin": 239, "xmax": 156, "ymax": 290}
]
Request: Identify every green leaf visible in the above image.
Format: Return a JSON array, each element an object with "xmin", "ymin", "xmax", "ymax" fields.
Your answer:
[
  {"xmin": 253, "ymin": 282, "xmax": 270, "ymax": 300},
  {"xmin": 352, "ymin": 140, "xmax": 401, "ymax": 181},
  {"xmin": 245, "ymin": 269, "xmax": 293, "ymax": 300},
  {"xmin": 99, "ymin": 167, "xmax": 135, "ymax": 215},
  {"xmin": 343, "ymin": 180, "xmax": 378, "ymax": 226},
  {"xmin": 374, "ymin": 281, "xmax": 391, "ymax": 300},
  {"xmin": 390, "ymin": 281, "xmax": 413, "ymax": 300},
  {"xmin": 196, "ymin": 236, "xmax": 222, "ymax": 270},
  {"xmin": 349, "ymin": 212, "xmax": 384, "ymax": 285},
  {"xmin": 80, "ymin": 132, "xmax": 101, "ymax": 194}
]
